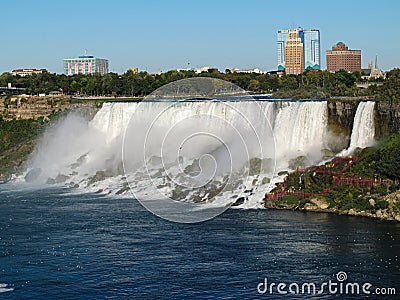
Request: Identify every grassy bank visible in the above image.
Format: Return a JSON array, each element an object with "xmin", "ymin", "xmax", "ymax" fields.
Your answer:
[
  {"xmin": 265, "ymin": 135, "xmax": 400, "ymax": 221},
  {"xmin": 0, "ymin": 118, "xmax": 46, "ymax": 180}
]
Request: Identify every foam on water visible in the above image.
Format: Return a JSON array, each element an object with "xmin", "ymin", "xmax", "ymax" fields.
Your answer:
[{"xmin": 0, "ymin": 283, "xmax": 14, "ymax": 293}]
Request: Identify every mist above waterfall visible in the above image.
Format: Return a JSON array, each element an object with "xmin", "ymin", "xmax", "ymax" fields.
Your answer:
[
  {"xmin": 27, "ymin": 111, "xmax": 124, "ymax": 183},
  {"xmin": 21, "ymin": 81, "xmax": 377, "ymax": 221},
  {"xmin": 122, "ymin": 101, "xmax": 276, "ymax": 176},
  {"xmin": 26, "ymin": 100, "xmax": 330, "ymax": 177}
]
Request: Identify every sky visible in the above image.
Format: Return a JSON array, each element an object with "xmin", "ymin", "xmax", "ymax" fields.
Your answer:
[{"xmin": 1, "ymin": 0, "xmax": 399, "ymax": 74}]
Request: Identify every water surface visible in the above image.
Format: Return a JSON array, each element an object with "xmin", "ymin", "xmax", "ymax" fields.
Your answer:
[{"xmin": 0, "ymin": 186, "xmax": 399, "ymax": 299}]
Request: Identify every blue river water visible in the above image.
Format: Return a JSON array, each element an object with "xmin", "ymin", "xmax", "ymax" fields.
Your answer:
[{"xmin": 0, "ymin": 185, "xmax": 399, "ymax": 299}]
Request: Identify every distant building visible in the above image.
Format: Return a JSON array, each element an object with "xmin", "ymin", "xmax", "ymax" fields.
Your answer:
[
  {"xmin": 63, "ymin": 55, "xmax": 109, "ymax": 75},
  {"xmin": 303, "ymin": 29, "xmax": 320, "ymax": 71},
  {"xmin": 277, "ymin": 27, "xmax": 320, "ymax": 74},
  {"xmin": 176, "ymin": 66, "xmax": 218, "ymax": 73},
  {"xmin": 326, "ymin": 42, "xmax": 361, "ymax": 73},
  {"xmin": 193, "ymin": 66, "xmax": 218, "ymax": 73},
  {"xmin": 231, "ymin": 68, "xmax": 263, "ymax": 74},
  {"xmin": 266, "ymin": 70, "xmax": 285, "ymax": 77},
  {"xmin": 11, "ymin": 68, "xmax": 48, "ymax": 76},
  {"xmin": 284, "ymin": 30, "xmax": 304, "ymax": 75},
  {"xmin": 362, "ymin": 55, "xmax": 385, "ymax": 80},
  {"xmin": 129, "ymin": 67, "xmax": 139, "ymax": 74}
]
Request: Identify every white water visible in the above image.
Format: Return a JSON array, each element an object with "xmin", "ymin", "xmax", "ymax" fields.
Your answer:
[
  {"xmin": 341, "ymin": 101, "xmax": 376, "ymax": 156},
  {"xmin": 21, "ymin": 99, "xmax": 360, "ymax": 209},
  {"xmin": 273, "ymin": 101, "xmax": 327, "ymax": 166},
  {"xmin": 349, "ymin": 101, "xmax": 376, "ymax": 149}
]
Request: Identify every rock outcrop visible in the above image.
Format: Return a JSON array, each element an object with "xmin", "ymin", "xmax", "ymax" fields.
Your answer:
[{"xmin": 375, "ymin": 101, "xmax": 400, "ymax": 138}]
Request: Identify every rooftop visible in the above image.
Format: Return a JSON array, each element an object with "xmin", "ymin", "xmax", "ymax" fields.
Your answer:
[{"xmin": 12, "ymin": 68, "xmax": 47, "ymax": 72}]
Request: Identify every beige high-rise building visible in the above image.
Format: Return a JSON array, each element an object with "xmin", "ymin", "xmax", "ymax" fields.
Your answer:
[
  {"xmin": 277, "ymin": 28, "xmax": 320, "ymax": 72},
  {"xmin": 284, "ymin": 30, "xmax": 304, "ymax": 75}
]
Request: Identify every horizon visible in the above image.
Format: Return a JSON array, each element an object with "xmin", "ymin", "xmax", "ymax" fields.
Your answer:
[{"xmin": 1, "ymin": 0, "xmax": 399, "ymax": 74}]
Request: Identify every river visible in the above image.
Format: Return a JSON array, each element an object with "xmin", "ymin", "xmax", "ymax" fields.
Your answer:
[{"xmin": 0, "ymin": 186, "xmax": 398, "ymax": 299}]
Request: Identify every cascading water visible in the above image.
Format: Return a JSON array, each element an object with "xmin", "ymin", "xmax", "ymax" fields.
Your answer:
[
  {"xmin": 22, "ymin": 99, "xmax": 331, "ymax": 210},
  {"xmin": 90, "ymin": 102, "xmax": 137, "ymax": 143},
  {"xmin": 349, "ymin": 101, "xmax": 376, "ymax": 149},
  {"xmin": 340, "ymin": 101, "xmax": 376, "ymax": 156},
  {"xmin": 273, "ymin": 101, "xmax": 327, "ymax": 166}
]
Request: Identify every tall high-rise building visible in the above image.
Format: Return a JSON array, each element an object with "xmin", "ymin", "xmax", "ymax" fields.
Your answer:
[
  {"xmin": 284, "ymin": 30, "xmax": 304, "ymax": 75},
  {"xmin": 326, "ymin": 42, "xmax": 361, "ymax": 72},
  {"xmin": 63, "ymin": 55, "xmax": 109, "ymax": 75},
  {"xmin": 277, "ymin": 28, "xmax": 320, "ymax": 74},
  {"xmin": 277, "ymin": 30, "xmax": 289, "ymax": 72}
]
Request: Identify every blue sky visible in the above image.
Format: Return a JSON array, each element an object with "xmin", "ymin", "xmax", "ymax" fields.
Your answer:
[{"xmin": 1, "ymin": 0, "xmax": 399, "ymax": 74}]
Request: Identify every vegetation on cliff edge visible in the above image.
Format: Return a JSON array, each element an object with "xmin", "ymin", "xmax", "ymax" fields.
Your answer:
[
  {"xmin": 1, "ymin": 68, "xmax": 399, "ymax": 101},
  {"xmin": 265, "ymin": 134, "xmax": 400, "ymax": 221}
]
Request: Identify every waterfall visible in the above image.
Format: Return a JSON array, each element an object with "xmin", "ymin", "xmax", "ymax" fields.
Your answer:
[
  {"xmin": 349, "ymin": 101, "xmax": 376, "ymax": 149},
  {"xmin": 90, "ymin": 102, "xmax": 137, "ymax": 143},
  {"xmin": 27, "ymin": 101, "xmax": 279, "ymax": 182},
  {"xmin": 341, "ymin": 101, "xmax": 375, "ymax": 155},
  {"xmin": 21, "ymin": 99, "xmax": 344, "ymax": 211},
  {"xmin": 273, "ymin": 101, "xmax": 327, "ymax": 165},
  {"xmin": 86, "ymin": 101, "xmax": 328, "ymax": 172},
  {"xmin": 25, "ymin": 100, "xmax": 328, "ymax": 182}
]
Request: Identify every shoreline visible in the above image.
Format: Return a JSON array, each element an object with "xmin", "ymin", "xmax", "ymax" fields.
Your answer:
[
  {"xmin": 264, "ymin": 189, "xmax": 400, "ymax": 222},
  {"xmin": 264, "ymin": 204, "xmax": 400, "ymax": 222}
]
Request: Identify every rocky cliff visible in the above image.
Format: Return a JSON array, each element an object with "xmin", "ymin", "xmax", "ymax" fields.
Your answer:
[
  {"xmin": 375, "ymin": 101, "xmax": 400, "ymax": 138},
  {"xmin": 0, "ymin": 96, "xmax": 97, "ymax": 120},
  {"xmin": 327, "ymin": 100, "xmax": 360, "ymax": 151},
  {"xmin": 327, "ymin": 100, "xmax": 359, "ymax": 134},
  {"xmin": 327, "ymin": 100, "xmax": 400, "ymax": 149}
]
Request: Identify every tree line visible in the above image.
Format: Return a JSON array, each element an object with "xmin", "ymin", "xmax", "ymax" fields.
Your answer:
[{"xmin": 0, "ymin": 68, "xmax": 399, "ymax": 101}]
